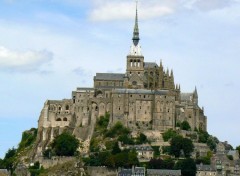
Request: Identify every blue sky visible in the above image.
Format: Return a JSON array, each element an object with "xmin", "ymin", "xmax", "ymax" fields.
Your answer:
[{"xmin": 0, "ymin": 0, "xmax": 240, "ymax": 158}]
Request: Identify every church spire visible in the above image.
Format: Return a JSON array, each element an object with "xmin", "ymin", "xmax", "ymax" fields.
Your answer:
[{"xmin": 132, "ymin": 1, "xmax": 140, "ymax": 46}]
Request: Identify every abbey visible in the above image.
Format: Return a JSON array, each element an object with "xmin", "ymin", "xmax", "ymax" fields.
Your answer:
[{"xmin": 35, "ymin": 6, "xmax": 207, "ymax": 156}]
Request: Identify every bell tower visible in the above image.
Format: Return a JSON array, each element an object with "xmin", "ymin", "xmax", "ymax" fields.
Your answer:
[{"xmin": 125, "ymin": 1, "xmax": 145, "ymax": 89}]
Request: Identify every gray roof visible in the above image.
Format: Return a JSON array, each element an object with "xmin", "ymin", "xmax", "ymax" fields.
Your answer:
[
  {"xmin": 94, "ymin": 73, "xmax": 125, "ymax": 81},
  {"xmin": 129, "ymin": 145, "xmax": 154, "ymax": 151},
  {"xmin": 196, "ymin": 164, "xmax": 216, "ymax": 171},
  {"xmin": 147, "ymin": 169, "xmax": 181, "ymax": 175},
  {"xmin": 113, "ymin": 89, "xmax": 169, "ymax": 95},
  {"xmin": 118, "ymin": 169, "xmax": 132, "ymax": 176},
  {"xmin": 144, "ymin": 62, "xmax": 158, "ymax": 69},
  {"xmin": 180, "ymin": 93, "xmax": 193, "ymax": 101}
]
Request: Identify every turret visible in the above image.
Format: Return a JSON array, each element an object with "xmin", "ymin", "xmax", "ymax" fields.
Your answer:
[{"xmin": 193, "ymin": 86, "xmax": 198, "ymax": 105}]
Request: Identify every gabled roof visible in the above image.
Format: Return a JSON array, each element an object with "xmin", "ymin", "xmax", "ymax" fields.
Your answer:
[
  {"xmin": 147, "ymin": 169, "xmax": 181, "ymax": 175},
  {"xmin": 196, "ymin": 164, "xmax": 216, "ymax": 171},
  {"xmin": 94, "ymin": 73, "xmax": 125, "ymax": 81},
  {"xmin": 180, "ymin": 93, "xmax": 193, "ymax": 101},
  {"xmin": 144, "ymin": 62, "xmax": 158, "ymax": 69}
]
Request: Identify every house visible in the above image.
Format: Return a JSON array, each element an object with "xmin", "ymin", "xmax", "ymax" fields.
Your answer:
[
  {"xmin": 118, "ymin": 167, "xmax": 145, "ymax": 176},
  {"xmin": 147, "ymin": 169, "xmax": 181, "ymax": 176},
  {"xmin": 196, "ymin": 164, "xmax": 216, "ymax": 176}
]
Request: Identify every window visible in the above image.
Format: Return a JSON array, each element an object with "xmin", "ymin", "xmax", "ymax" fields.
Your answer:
[
  {"xmin": 63, "ymin": 117, "xmax": 67, "ymax": 121},
  {"xmin": 56, "ymin": 118, "xmax": 61, "ymax": 121},
  {"xmin": 66, "ymin": 105, "xmax": 69, "ymax": 110}
]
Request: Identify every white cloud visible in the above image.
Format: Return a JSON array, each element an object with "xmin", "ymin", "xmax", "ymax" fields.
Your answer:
[
  {"xmin": 89, "ymin": 1, "xmax": 174, "ymax": 21},
  {"xmin": 0, "ymin": 46, "xmax": 53, "ymax": 72}
]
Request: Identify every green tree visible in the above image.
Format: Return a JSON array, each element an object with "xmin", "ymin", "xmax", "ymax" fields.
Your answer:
[
  {"xmin": 111, "ymin": 142, "xmax": 121, "ymax": 155},
  {"xmin": 174, "ymin": 158, "xmax": 196, "ymax": 176},
  {"xmin": 162, "ymin": 129, "xmax": 177, "ymax": 142},
  {"xmin": 170, "ymin": 135, "xmax": 183, "ymax": 158},
  {"xmin": 3, "ymin": 147, "xmax": 17, "ymax": 173},
  {"xmin": 198, "ymin": 130, "xmax": 209, "ymax": 143},
  {"xmin": 170, "ymin": 136, "xmax": 194, "ymax": 158},
  {"xmin": 180, "ymin": 121, "xmax": 191, "ymax": 131},
  {"xmin": 236, "ymin": 145, "xmax": 240, "ymax": 157},
  {"xmin": 0, "ymin": 159, "xmax": 4, "ymax": 169},
  {"xmin": 182, "ymin": 138, "xmax": 194, "ymax": 158},
  {"xmin": 206, "ymin": 136, "xmax": 218, "ymax": 151},
  {"xmin": 51, "ymin": 132, "xmax": 79, "ymax": 156},
  {"xmin": 18, "ymin": 128, "xmax": 37, "ymax": 150},
  {"xmin": 135, "ymin": 133, "xmax": 148, "ymax": 144}
]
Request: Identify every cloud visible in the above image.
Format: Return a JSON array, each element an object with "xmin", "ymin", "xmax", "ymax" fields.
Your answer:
[
  {"xmin": 192, "ymin": 0, "xmax": 236, "ymax": 11},
  {"xmin": 89, "ymin": 1, "xmax": 174, "ymax": 21},
  {"xmin": 0, "ymin": 46, "xmax": 53, "ymax": 72},
  {"xmin": 88, "ymin": 0, "xmax": 239, "ymax": 21}
]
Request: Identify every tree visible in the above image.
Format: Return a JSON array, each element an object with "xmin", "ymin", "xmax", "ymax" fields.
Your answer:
[
  {"xmin": 0, "ymin": 159, "xmax": 5, "ymax": 169},
  {"xmin": 162, "ymin": 129, "xmax": 177, "ymax": 142},
  {"xmin": 170, "ymin": 136, "xmax": 194, "ymax": 158},
  {"xmin": 180, "ymin": 121, "xmax": 191, "ymax": 131},
  {"xmin": 51, "ymin": 132, "xmax": 79, "ymax": 156},
  {"xmin": 135, "ymin": 133, "xmax": 148, "ymax": 144},
  {"xmin": 170, "ymin": 135, "xmax": 183, "ymax": 158},
  {"xmin": 236, "ymin": 145, "xmax": 240, "ymax": 157},
  {"xmin": 182, "ymin": 138, "xmax": 194, "ymax": 158},
  {"xmin": 3, "ymin": 147, "xmax": 17, "ymax": 173},
  {"xmin": 174, "ymin": 158, "xmax": 196, "ymax": 176},
  {"xmin": 207, "ymin": 136, "xmax": 218, "ymax": 151},
  {"xmin": 111, "ymin": 142, "xmax": 121, "ymax": 155},
  {"xmin": 198, "ymin": 130, "xmax": 209, "ymax": 143}
]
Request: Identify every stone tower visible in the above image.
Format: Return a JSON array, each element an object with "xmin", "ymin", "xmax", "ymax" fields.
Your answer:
[{"xmin": 125, "ymin": 3, "xmax": 145, "ymax": 89}]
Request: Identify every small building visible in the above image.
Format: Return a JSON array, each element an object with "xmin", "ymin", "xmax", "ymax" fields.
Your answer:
[
  {"xmin": 147, "ymin": 169, "xmax": 181, "ymax": 176},
  {"xmin": 126, "ymin": 145, "xmax": 154, "ymax": 162},
  {"xmin": 196, "ymin": 164, "xmax": 216, "ymax": 176},
  {"xmin": 118, "ymin": 167, "xmax": 145, "ymax": 176}
]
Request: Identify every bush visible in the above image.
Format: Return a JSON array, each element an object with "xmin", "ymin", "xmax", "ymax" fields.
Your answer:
[
  {"xmin": 105, "ymin": 122, "xmax": 130, "ymax": 138},
  {"xmin": 51, "ymin": 132, "xmax": 79, "ymax": 156},
  {"xmin": 162, "ymin": 129, "xmax": 177, "ymax": 142},
  {"xmin": 180, "ymin": 121, "xmax": 191, "ymax": 131}
]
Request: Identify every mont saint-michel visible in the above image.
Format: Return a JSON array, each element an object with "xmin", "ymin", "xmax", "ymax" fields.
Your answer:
[
  {"xmin": 35, "ymin": 5, "xmax": 207, "ymax": 158},
  {"xmin": 1, "ymin": 2, "xmax": 240, "ymax": 176}
]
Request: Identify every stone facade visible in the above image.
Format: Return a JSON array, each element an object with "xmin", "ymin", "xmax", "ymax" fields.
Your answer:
[{"xmin": 34, "ymin": 5, "xmax": 207, "ymax": 159}]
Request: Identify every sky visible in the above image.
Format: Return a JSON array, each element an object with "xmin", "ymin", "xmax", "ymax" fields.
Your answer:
[{"xmin": 0, "ymin": 0, "xmax": 240, "ymax": 158}]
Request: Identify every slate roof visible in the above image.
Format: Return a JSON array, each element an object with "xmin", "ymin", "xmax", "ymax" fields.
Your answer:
[
  {"xmin": 144, "ymin": 62, "xmax": 158, "ymax": 69},
  {"xmin": 118, "ymin": 169, "xmax": 132, "ymax": 176},
  {"xmin": 113, "ymin": 89, "xmax": 169, "ymax": 95},
  {"xmin": 196, "ymin": 164, "xmax": 216, "ymax": 171},
  {"xmin": 129, "ymin": 145, "xmax": 154, "ymax": 151},
  {"xmin": 94, "ymin": 73, "xmax": 125, "ymax": 81},
  {"xmin": 180, "ymin": 93, "xmax": 193, "ymax": 101},
  {"xmin": 147, "ymin": 169, "xmax": 181, "ymax": 176}
]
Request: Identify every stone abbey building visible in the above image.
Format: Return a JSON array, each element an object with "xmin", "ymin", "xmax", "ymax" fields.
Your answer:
[{"xmin": 35, "ymin": 6, "xmax": 207, "ymax": 156}]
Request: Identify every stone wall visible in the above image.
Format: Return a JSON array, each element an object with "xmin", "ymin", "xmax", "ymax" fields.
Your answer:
[{"xmin": 87, "ymin": 166, "xmax": 117, "ymax": 176}]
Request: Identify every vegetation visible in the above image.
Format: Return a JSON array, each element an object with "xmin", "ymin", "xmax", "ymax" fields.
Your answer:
[
  {"xmin": 162, "ymin": 129, "xmax": 178, "ymax": 142},
  {"xmin": 18, "ymin": 128, "xmax": 37, "ymax": 151},
  {"xmin": 180, "ymin": 121, "xmax": 191, "ymax": 131},
  {"xmin": 28, "ymin": 161, "xmax": 44, "ymax": 176},
  {"xmin": 236, "ymin": 145, "xmax": 240, "ymax": 157},
  {"xmin": 105, "ymin": 122, "xmax": 130, "ymax": 138},
  {"xmin": 170, "ymin": 135, "xmax": 194, "ymax": 158},
  {"xmin": 51, "ymin": 132, "xmax": 80, "ymax": 156},
  {"xmin": 174, "ymin": 158, "xmax": 197, "ymax": 176},
  {"xmin": 148, "ymin": 158, "xmax": 174, "ymax": 169},
  {"xmin": 227, "ymin": 155, "xmax": 233, "ymax": 160},
  {"xmin": 151, "ymin": 146, "xmax": 160, "ymax": 157}
]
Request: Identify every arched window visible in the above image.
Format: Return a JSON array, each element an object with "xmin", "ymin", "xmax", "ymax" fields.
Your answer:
[
  {"xmin": 63, "ymin": 117, "xmax": 67, "ymax": 121},
  {"xmin": 95, "ymin": 106, "xmax": 98, "ymax": 111},
  {"xmin": 58, "ymin": 106, "xmax": 61, "ymax": 111},
  {"xmin": 66, "ymin": 105, "xmax": 69, "ymax": 110},
  {"xmin": 56, "ymin": 118, "xmax": 61, "ymax": 121}
]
